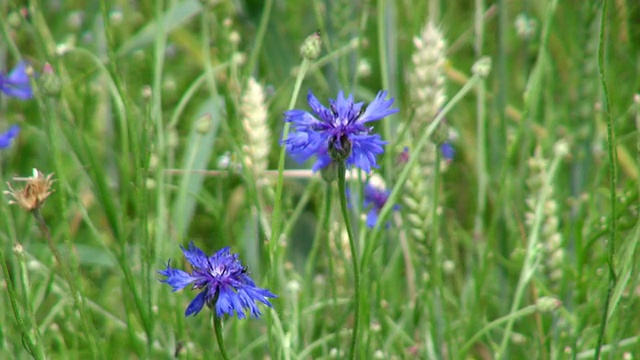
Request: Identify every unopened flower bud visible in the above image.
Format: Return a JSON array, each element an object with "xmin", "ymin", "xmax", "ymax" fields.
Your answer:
[
  {"xmin": 536, "ymin": 296, "xmax": 561, "ymax": 313},
  {"xmin": 196, "ymin": 114, "xmax": 212, "ymax": 134},
  {"xmin": 40, "ymin": 63, "xmax": 61, "ymax": 96},
  {"xmin": 300, "ymin": 31, "xmax": 322, "ymax": 61},
  {"xmin": 472, "ymin": 56, "xmax": 492, "ymax": 78}
]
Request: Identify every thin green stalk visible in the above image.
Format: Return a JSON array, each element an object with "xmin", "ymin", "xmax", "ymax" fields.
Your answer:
[
  {"xmin": 212, "ymin": 313, "xmax": 231, "ymax": 360},
  {"xmin": 460, "ymin": 305, "xmax": 538, "ymax": 355},
  {"xmin": 430, "ymin": 150, "xmax": 445, "ymax": 358},
  {"xmin": 245, "ymin": 0, "xmax": 274, "ymax": 75},
  {"xmin": 594, "ymin": 0, "xmax": 617, "ymax": 358},
  {"xmin": 474, "ymin": 0, "xmax": 488, "ymax": 238},
  {"xmin": 37, "ymin": 97, "xmax": 101, "ymax": 360},
  {"xmin": 99, "ymin": 0, "xmax": 155, "ymax": 349},
  {"xmin": 337, "ymin": 162, "xmax": 361, "ymax": 360},
  {"xmin": 377, "ymin": 0, "xmax": 394, "ymax": 177},
  {"xmin": 304, "ymin": 183, "xmax": 333, "ymax": 281},
  {"xmin": 496, "ymin": 145, "xmax": 566, "ymax": 358},
  {"xmin": 362, "ymin": 73, "xmax": 481, "ymax": 270},
  {"xmin": 0, "ymin": 246, "xmax": 45, "ymax": 359},
  {"xmin": 269, "ymin": 57, "xmax": 311, "ymax": 355},
  {"xmin": 271, "ymin": 57, "xmax": 311, "ymax": 262},
  {"xmin": 32, "ymin": 207, "xmax": 99, "ymax": 359}
]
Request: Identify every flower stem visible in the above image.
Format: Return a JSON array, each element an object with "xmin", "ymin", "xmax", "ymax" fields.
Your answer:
[
  {"xmin": 212, "ymin": 313, "xmax": 231, "ymax": 360},
  {"xmin": 336, "ymin": 162, "xmax": 361, "ymax": 359},
  {"xmin": 594, "ymin": 0, "xmax": 617, "ymax": 357}
]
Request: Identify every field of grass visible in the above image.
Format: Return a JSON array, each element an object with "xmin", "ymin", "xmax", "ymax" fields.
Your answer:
[{"xmin": 1, "ymin": 0, "xmax": 640, "ymax": 359}]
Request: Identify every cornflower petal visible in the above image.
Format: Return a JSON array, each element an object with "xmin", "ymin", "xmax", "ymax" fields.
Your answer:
[
  {"xmin": 357, "ymin": 91, "xmax": 399, "ymax": 124},
  {"xmin": 181, "ymin": 241, "xmax": 210, "ymax": 269},
  {"xmin": 0, "ymin": 125, "xmax": 20, "ymax": 149},
  {"xmin": 185, "ymin": 291, "xmax": 207, "ymax": 317},
  {"xmin": 158, "ymin": 263, "xmax": 198, "ymax": 291},
  {"xmin": 0, "ymin": 62, "xmax": 33, "ymax": 100},
  {"xmin": 366, "ymin": 209, "xmax": 378, "ymax": 228}
]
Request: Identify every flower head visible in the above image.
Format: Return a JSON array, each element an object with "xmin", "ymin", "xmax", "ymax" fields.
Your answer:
[
  {"xmin": 441, "ymin": 142, "xmax": 455, "ymax": 162},
  {"xmin": 4, "ymin": 169, "xmax": 55, "ymax": 211},
  {"xmin": 0, "ymin": 125, "xmax": 20, "ymax": 149},
  {"xmin": 362, "ymin": 177, "xmax": 399, "ymax": 228},
  {"xmin": 283, "ymin": 90, "xmax": 398, "ymax": 173},
  {"xmin": 0, "ymin": 62, "xmax": 33, "ymax": 99},
  {"xmin": 159, "ymin": 242, "xmax": 277, "ymax": 319}
]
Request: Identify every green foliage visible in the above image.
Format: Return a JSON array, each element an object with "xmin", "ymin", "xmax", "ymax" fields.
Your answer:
[{"xmin": 1, "ymin": 0, "xmax": 639, "ymax": 359}]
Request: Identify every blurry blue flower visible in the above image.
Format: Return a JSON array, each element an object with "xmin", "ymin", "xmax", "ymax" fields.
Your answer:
[
  {"xmin": 0, "ymin": 125, "xmax": 20, "ymax": 149},
  {"xmin": 159, "ymin": 242, "xmax": 277, "ymax": 319},
  {"xmin": 283, "ymin": 90, "xmax": 398, "ymax": 173},
  {"xmin": 441, "ymin": 142, "xmax": 455, "ymax": 162},
  {"xmin": 363, "ymin": 182, "xmax": 399, "ymax": 228},
  {"xmin": 0, "ymin": 62, "xmax": 33, "ymax": 99}
]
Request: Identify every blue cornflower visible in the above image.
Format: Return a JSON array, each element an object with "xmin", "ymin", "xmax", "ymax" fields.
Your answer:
[
  {"xmin": 441, "ymin": 142, "xmax": 455, "ymax": 162},
  {"xmin": 0, "ymin": 62, "xmax": 33, "ymax": 100},
  {"xmin": 159, "ymin": 242, "xmax": 277, "ymax": 319},
  {"xmin": 283, "ymin": 90, "xmax": 398, "ymax": 173},
  {"xmin": 363, "ymin": 182, "xmax": 399, "ymax": 228},
  {"xmin": 0, "ymin": 125, "xmax": 20, "ymax": 149}
]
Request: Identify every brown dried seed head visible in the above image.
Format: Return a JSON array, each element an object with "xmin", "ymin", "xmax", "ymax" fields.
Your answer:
[{"xmin": 4, "ymin": 169, "xmax": 55, "ymax": 211}]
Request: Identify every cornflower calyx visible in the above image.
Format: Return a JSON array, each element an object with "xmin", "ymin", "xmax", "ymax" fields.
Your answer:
[
  {"xmin": 283, "ymin": 90, "xmax": 398, "ymax": 173},
  {"xmin": 4, "ymin": 169, "xmax": 55, "ymax": 211}
]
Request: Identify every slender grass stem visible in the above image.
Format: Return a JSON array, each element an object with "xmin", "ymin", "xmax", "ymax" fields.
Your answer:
[
  {"xmin": 496, "ymin": 144, "xmax": 567, "ymax": 358},
  {"xmin": 362, "ymin": 73, "xmax": 481, "ymax": 270},
  {"xmin": 0, "ymin": 246, "xmax": 45, "ymax": 359},
  {"xmin": 269, "ymin": 57, "xmax": 311, "ymax": 355},
  {"xmin": 594, "ymin": 0, "xmax": 618, "ymax": 358},
  {"xmin": 474, "ymin": 0, "xmax": 488, "ymax": 239},
  {"xmin": 460, "ymin": 304, "xmax": 538, "ymax": 355},
  {"xmin": 337, "ymin": 162, "xmax": 361, "ymax": 359}
]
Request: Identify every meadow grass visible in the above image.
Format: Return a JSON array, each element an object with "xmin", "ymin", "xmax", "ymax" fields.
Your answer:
[{"xmin": 1, "ymin": 0, "xmax": 640, "ymax": 359}]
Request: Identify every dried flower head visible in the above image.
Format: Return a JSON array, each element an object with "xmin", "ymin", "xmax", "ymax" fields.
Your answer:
[{"xmin": 4, "ymin": 169, "xmax": 55, "ymax": 211}]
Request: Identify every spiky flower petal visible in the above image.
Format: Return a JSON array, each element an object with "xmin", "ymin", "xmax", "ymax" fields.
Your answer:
[
  {"xmin": 0, "ymin": 125, "xmax": 20, "ymax": 149},
  {"xmin": 0, "ymin": 62, "xmax": 33, "ymax": 99}
]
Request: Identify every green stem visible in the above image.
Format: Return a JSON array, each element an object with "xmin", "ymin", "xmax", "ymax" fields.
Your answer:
[
  {"xmin": 496, "ymin": 146, "xmax": 566, "ymax": 358},
  {"xmin": 0, "ymin": 246, "xmax": 45, "ymax": 359},
  {"xmin": 271, "ymin": 57, "xmax": 311, "ymax": 265},
  {"xmin": 460, "ymin": 305, "xmax": 538, "ymax": 355},
  {"xmin": 212, "ymin": 313, "xmax": 231, "ymax": 360},
  {"xmin": 337, "ymin": 162, "xmax": 361, "ymax": 360},
  {"xmin": 245, "ymin": 0, "xmax": 274, "ymax": 75},
  {"xmin": 594, "ymin": 0, "xmax": 617, "ymax": 358},
  {"xmin": 269, "ymin": 57, "xmax": 311, "ymax": 354},
  {"xmin": 474, "ymin": 0, "xmax": 488, "ymax": 239},
  {"xmin": 361, "ymin": 74, "xmax": 481, "ymax": 272}
]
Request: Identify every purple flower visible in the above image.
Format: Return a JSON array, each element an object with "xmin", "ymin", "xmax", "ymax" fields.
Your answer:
[
  {"xmin": 441, "ymin": 142, "xmax": 455, "ymax": 162},
  {"xmin": 362, "ymin": 182, "xmax": 399, "ymax": 228},
  {"xmin": 283, "ymin": 90, "xmax": 398, "ymax": 172},
  {"xmin": 0, "ymin": 62, "xmax": 33, "ymax": 100},
  {"xmin": 159, "ymin": 242, "xmax": 276, "ymax": 319},
  {"xmin": 0, "ymin": 125, "xmax": 20, "ymax": 149}
]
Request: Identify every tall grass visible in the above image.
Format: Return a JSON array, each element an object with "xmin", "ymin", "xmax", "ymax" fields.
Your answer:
[{"xmin": 1, "ymin": 0, "xmax": 639, "ymax": 359}]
